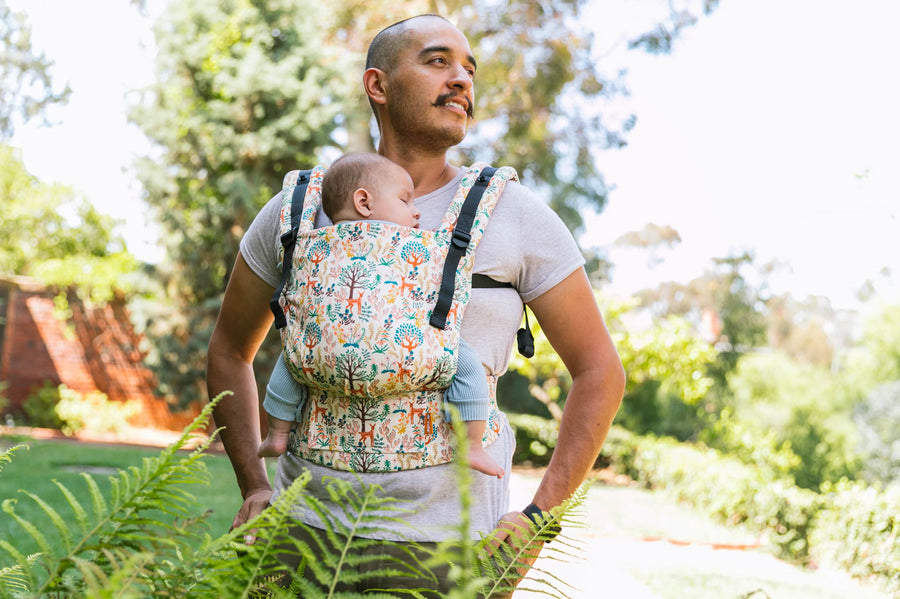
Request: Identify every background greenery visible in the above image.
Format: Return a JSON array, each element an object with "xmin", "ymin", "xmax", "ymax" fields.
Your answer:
[{"xmin": 2, "ymin": 0, "xmax": 899, "ymax": 595}]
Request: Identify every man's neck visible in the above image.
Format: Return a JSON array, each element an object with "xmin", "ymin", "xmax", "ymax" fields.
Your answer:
[{"xmin": 377, "ymin": 142, "xmax": 459, "ymax": 197}]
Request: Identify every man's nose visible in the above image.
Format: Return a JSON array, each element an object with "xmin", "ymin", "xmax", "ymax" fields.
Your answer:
[{"xmin": 448, "ymin": 64, "xmax": 472, "ymax": 90}]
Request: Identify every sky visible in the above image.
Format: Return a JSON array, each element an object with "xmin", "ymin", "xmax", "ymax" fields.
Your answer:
[{"xmin": 7, "ymin": 0, "xmax": 900, "ymax": 312}]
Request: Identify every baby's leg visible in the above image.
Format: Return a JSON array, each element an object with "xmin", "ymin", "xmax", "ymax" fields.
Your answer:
[
  {"xmin": 258, "ymin": 416, "xmax": 294, "ymax": 458},
  {"xmin": 465, "ymin": 420, "xmax": 505, "ymax": 479}
]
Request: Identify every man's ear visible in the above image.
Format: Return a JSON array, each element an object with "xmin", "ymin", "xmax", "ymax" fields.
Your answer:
[
  {"xmin": 363, "ymin": 68, "xmax": 388, "ymax": 106},
  {"xmin": 352, "ymin": 188, "xmax": 373, "ymax": 218}
]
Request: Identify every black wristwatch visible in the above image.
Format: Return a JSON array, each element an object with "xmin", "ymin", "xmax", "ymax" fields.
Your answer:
[{"xmin": 522, "ymin": 503, "xmax": 562, "ymax": 542}]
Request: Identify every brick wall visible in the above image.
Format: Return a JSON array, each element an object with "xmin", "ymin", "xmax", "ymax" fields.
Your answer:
[{"xmin": 0, "ymin": 277, "xmax": 198, "ymax": 430}]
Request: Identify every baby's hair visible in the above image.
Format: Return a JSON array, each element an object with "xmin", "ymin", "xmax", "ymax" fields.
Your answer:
[{"xmin": 322, "ymin": 152, "xmax": 396, "ymax": 221}]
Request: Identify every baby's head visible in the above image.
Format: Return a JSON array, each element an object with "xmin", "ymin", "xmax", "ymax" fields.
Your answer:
[{"xmin": 322, "ymin": 153, "xmax": 419, "ymax": 228}]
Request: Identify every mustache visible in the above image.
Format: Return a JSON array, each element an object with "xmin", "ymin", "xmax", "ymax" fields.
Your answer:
[{"xmin": 434, "ymin": 93, "xmax": 474, "ymax": 119}]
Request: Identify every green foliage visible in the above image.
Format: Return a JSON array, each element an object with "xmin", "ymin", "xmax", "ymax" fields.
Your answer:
[
  {"xmin": 0, "ymin": 0, "xmax": 71, "ymax": 140},
  {"xmin": 853, "ymin": 382, "xmax": 900, "ymax": 483},
  {"xmin": 507, "ymin": 413, "xmax": 560, "ymax": 466},
  {"xmin": 841, "ymin": 301, "xmax": 900, "ymax": 396},
  {"xmin": 129, "ymin": 0, "xmax": 353, "ymax": 406},
  {"xmin": 20, "ymin": 384, "xmax": 139, "ymax": 437},
  {"xmin": 0, "ymin": 398, "xmax": 218, "ymax": 597},
  {"xmin": 600, "ymin": 296, "xmax": 715, "ymax": 440},
  {"xmin": 53, "ymin": 387, "xmax": 140, "ymax": 437},
  {"xmin": 811, "ymin": 480, "xmax": 900, "ymax": 597},
  {"xmin": 0, "ymin": 145, "xmax": 136, "ymax": 302},
  {"xmin": 726, "ymin": 351, "xmax": 861, "ymax": 489},
  {"xmin": 599, "ymin": 426, "xmax": 899, "ymax": 593},
  {"xmin": 1, "ymin": 395, "xmax": 587, "ymax": 598},
  {"xmin": 21, "ymin": 382, "xmax": 63, "ymax": 430},
  {"xmin": 601, "ymin": 427, "xmax": 824, "ymax": 559}
]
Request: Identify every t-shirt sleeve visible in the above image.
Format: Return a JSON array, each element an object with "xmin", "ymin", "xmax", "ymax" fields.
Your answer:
[
  {"xmin": 504, "ymin": 182, "xmax": 585, "ymax": 303},
  {"xmin": 239, "ymin": 194, "xmax": 283, "ymax": 288}
]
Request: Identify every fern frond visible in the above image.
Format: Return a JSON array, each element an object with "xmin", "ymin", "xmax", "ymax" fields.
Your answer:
[
  {"xmin": 19, "ymin": 490, "xmax": 74, "ymax": 553},
  {"xmin": 195, "ymin": 471, "xmax": 315, "ymax": 599},
  {"xmin": 54, "ymin": 479, "xmax": 90, "ymax": 534},
  {"xmin": 1, "ymin": 394, "xmax": 224, "ymax": 596},
  {"xmin": 0, "ymin": 444, "xmax": 27, "ymax": 476},
  {"xmin": 83, "ymin": 470, "xmax": 108, "ymax": 522},
  {"xmin": 475, "ymin": 482, "xmax": 590, "ymax": 599},
  {"xmin": 0, "ymin": 550, "xmax": 39, "ymax": 598},
  {"xmin": 1, "ymin": 498, "xmax": 55, "ymax": 557}
]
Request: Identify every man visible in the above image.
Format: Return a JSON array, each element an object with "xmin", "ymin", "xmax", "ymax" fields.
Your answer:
[{"xmin": 206, "ymin": 13, "xmax": 625, "ymax": 595}]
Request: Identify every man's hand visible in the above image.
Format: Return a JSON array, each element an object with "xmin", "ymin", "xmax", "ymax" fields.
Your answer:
[
  {"xmin": 482, "ymin": 510, "xmax": 544, "ymax": 591},
  {"xmin": 233, "ymin": 487, "xmax": 274, "ymax": 545}
]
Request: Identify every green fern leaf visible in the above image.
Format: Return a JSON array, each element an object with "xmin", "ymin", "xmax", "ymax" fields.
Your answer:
[
  {"xmin": 54, "ymin": 479, "xmax": 91, "ymax": 534},
  {"xmin": 1, "ymin": 498, "xmax": 55, "ymax": 557},
  {"xmin": 0, "ymin": 546, "xmax": 39, "ymax": 597},
  {"xmin": 0, "ymin": 444, "xmax": 27, "ymax": 477},
  {"xmin": 82, "ymin": 471, "xmax": 109, "ymax": 523},
  {"xmin": 19, "ymin": 490, "xmax": 74, "ymax": 553},
  {"xmin": 474, "ymin": 482, "xmax": 589, "ymax": 599}
]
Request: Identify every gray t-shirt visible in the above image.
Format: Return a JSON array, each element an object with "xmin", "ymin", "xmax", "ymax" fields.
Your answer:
[{"xmin": 241, "ymin": 167, "xmax": 584, "ymax": 541}]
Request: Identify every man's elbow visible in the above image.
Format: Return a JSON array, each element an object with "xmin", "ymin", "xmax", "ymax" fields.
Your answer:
[{"xmin": 607, "ymin": 354, "xmax": 626, "ymax": 407}]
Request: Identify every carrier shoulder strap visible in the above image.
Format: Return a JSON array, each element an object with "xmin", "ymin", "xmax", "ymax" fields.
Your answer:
[
  {"xmin": 429, "ymin": 166, "xmax": 496, "ymax": 330},
  {"xmin": 269, "ymin": 169, "xmax": 313, "ymax": 329}
]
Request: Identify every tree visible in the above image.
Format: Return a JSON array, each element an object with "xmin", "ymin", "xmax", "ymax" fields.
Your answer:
[
  {"xmin": 0, "ymin": 0, "xmax": 71, "ymax": 140},
  {"xmin": 129, "ymin": 0, "xmax": 718, "ymax": 402},
  {"xmin": 129, "ymin": 0, "xmax": 353, "ymax": 404},
  {"xmin": 0, "ymin": 145, "xmax": 134, "ymax": 302},
  {"xmin": 636, "ymin": 252, "xmax": 769, "ymax": 401},
  {"xmin": 508, "ymin": 294, "xmax": 715, "ymax": 440},
  {"xmin": 726, "ymin": 350, "xmax": 861, "ymax": 489},
  {"xmin": 766, "ymin": 293, "xmax": 835, "ymax": 368},
  {"xmin": 327, "ymin": 0, "xmax": 718, "ymax": 236},
  {"xmin": 854, "ymin": 381, "xmax": 900, "ymax": 483}
]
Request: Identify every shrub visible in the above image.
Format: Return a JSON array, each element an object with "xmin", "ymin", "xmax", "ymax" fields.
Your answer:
[
  {"xmin": 507, "ymin": 413, "xmax": 559, "ymax": 466},
  {"xmin": 599, "ymin": 426, "xmax": 895, "ymax": 591},
  {"xmin": 812, "ymin": 480, "xmax": 900, "ymax": 596},
  {"xmin": 53, "ymin": 386, "xmax": 139, "ymax": 436},
  {"xmin": 21, "ymin": 381, "xmax": 63, "ymax": 429}
]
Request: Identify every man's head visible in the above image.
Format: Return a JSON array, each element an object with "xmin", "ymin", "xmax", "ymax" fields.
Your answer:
[
  {"xmin": 322, "ymin": 153, "xmax": 419, "ymax": 228},
  {"xmin": 363, "ymin": 15, "xmax": 476, "ymax": 151}
]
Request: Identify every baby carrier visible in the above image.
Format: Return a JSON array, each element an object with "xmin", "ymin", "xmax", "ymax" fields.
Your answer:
[{"xmin": 269, "ymin": 162, "xmax": 518, "ymax": 472}]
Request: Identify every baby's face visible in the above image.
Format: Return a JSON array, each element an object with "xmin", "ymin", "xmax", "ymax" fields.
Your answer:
[{"xmin": 367, "ymin": 163, "xmax": 420, "ymax": 228}]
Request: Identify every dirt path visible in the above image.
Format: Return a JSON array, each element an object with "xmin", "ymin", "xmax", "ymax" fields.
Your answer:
[{"xmin": 508, "ymin": 469, "xmax": 891, "ymax": 599}]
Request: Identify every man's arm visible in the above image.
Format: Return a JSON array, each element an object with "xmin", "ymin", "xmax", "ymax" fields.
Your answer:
[
  {"xmin": 526, "ymin": 266, "xmax": 625, "ymax": 510},
  {"xmin": 207, "ymin": 252, "xmax": 277, "ymax": 531},
  {"xmin": 489, "ymin": 267, "xmax": 624, "ymax": 557}
]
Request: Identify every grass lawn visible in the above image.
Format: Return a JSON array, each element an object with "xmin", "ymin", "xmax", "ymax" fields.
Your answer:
[{"xmin": 0, "ymin": 435, "xmax": 274, "ymax": 566}]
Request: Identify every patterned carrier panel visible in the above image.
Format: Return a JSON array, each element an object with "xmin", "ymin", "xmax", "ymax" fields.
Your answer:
[{"xmin": 275, "ymin": 163, "xmax": 516, "ymax": 471}]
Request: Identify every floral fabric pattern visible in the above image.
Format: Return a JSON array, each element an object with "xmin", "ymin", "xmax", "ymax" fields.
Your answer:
[{"xmin": 274, "ymin": 163, "xmax": 516, "ymax": 472}]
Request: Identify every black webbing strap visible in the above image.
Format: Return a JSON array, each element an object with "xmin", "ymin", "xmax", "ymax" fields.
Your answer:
[
  {"xmin": 471, "ymin": 273, "xmax": 534, "ymax": 357},
  {"xmin": 429, "ymin": 167, "xmax": 496, "ymax": 329},
  {"xmin": 471, "ymin": 273, "xmax": 512, "ymax": 288},
  {"xmin": 269, "ymin": 170, "xmax": 312, "ymax": 330}
]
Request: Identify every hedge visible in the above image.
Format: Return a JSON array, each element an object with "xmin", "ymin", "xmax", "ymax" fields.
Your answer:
[{"xmin": 507, "ymin": 414, "xmax": 899, "ymax": 597}]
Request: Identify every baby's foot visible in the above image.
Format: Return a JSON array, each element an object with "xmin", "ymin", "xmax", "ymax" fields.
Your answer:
[
  {"xmin": 469, "ymin": 447, "xmax": 505, "ymax": 479},
  {"xmin": 257, "ymin": 431, "xmax": 290, "ymax": 458}
]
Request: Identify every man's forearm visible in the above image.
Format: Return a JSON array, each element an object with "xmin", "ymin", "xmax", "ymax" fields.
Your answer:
[
  {"xmin": 531, "ymin": 366, "xmax": 623, "ymax": 510},
  {"xmin": 208, "ymin": 348, "xmax": 271, "ymax": 499}
]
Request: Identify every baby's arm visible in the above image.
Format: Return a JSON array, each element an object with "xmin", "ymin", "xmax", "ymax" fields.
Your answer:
[{"xmin": 259, "ymin": 354, "xmax": 308, "ymax": 458}]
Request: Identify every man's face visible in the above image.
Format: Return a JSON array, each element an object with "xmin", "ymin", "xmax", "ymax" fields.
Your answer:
[
  {"xmin": 383, "ymin": 19, "xmax": 476, "ymax": 149},
  {"xmin": 367, "ymin": 162, "xmax": 420, "ymax": 228}
]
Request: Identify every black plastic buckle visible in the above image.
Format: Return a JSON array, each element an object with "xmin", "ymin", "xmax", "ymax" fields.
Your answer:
[
  {"xmin": 280, "ymin": 228, "xmax": 298, "ymax": 248},
  {"xmin": 451, "ymin": 229, "xmax": 471, "ymax": 250}
]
